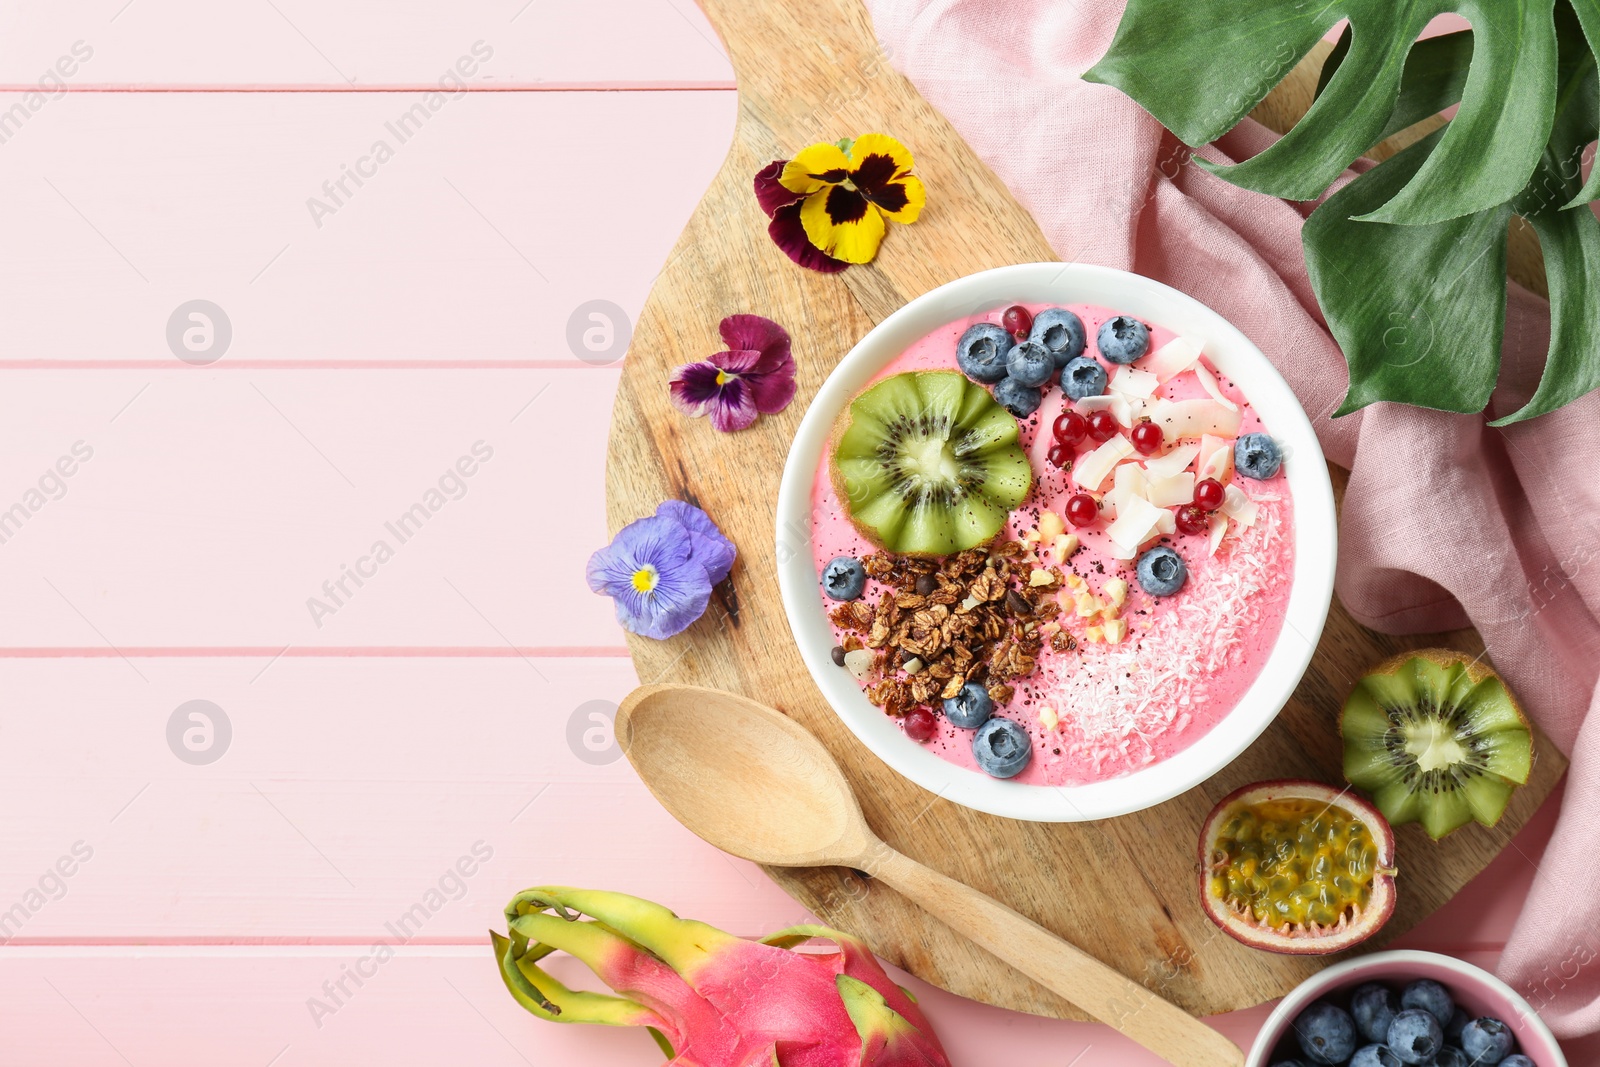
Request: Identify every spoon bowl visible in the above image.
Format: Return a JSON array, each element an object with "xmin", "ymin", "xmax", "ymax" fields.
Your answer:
[{"xmin": 615, "ymin": 682, "xmax": 1245, "ymax": 1067}]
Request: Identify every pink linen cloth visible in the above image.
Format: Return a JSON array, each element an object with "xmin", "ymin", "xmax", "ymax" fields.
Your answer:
[{"xmin": 866, "ymin": 0, "xmax": 1600, "ymax": 1052}]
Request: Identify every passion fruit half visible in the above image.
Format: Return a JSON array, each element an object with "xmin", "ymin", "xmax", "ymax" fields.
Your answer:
[{"xmin": 1198, "ymin": 779, "xmax": 1397, "ymax": 955}]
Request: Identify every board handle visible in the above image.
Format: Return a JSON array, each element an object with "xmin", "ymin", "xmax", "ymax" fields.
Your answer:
[{"xmin": 864, "ymin": 845, "xmax": 1246, "ymax": 1067}]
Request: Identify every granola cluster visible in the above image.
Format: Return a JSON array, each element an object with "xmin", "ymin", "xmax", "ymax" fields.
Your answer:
[{"xmin": 828, "ymin": 541, "xmax": 1068, "ymax": 718}]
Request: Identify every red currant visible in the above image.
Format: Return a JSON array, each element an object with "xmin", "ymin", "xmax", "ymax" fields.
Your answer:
[
  {"xmin": 1194, "ymin": 478, "xmax": 1226, "ymax": 511},
  {"xmin": 1130, "ymin": 420, "xmax": 1163, "ymax": 455},
  {"xmin": 904, "ymin": 706, "xmax": 937, "ymax": 743},
  {"xmin": 1001, "ymin": 305, "xmax": 1033, "ymax": 341},
  {"xmin": 1174, "ymin": 504, "xmax": 1209, "ymax": 536},
  {"xmin": 1066, "ymin": 492, "xmax": 1099, "ymax": 528},
  {"xmin": 1047, "ymin": 443, "xmax": 1072, "ymax": 469},
  {"xmin": 1087, "ymin": 410, "xmax": 1118, "ymax": 443},
  {"xmin": 1052, "ymin": 409, "xmax": 1087, "ymax": 446}
]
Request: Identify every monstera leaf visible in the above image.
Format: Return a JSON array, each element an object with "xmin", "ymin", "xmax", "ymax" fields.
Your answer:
[{"xmin": 1086, "ymin": 1, "xmax": 1600, "ymax": 424}]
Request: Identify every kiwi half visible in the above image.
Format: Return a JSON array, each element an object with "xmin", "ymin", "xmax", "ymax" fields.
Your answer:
[
  {"xmin": 830, "ymin": 370, "xmax": 1032, "ymax": 556},
  {"xmin": 1341, "ymin": 649, "xmax": 1533, "ymax": 840}
]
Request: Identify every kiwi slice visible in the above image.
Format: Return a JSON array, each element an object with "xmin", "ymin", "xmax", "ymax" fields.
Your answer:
[
  {"xmin": 1341, "ymin": 649, "xmax": 1533, "ymax": 840},
  {"xmin": 830, "ymin": 370, "xmax": 1032, "ymax": 555}
]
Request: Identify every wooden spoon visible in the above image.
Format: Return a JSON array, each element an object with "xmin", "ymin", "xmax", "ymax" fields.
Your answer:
[{"xmin": 616, "ymin": 682, "xmax": 1245, "ymax": 1067}]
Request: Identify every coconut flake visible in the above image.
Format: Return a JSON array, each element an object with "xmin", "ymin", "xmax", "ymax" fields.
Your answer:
[
  {"xmin": 1105, "ymin": 494, "xmax": 1165, "ymax": 551},
  {"xmin": 1104, "ymin": 460, "xmax": 1147, "ymax": 518},
  {"xmin": 1072, "ymin": 395, "xmax": 1117, "ymax": 414},
  {"xmin": 1145, "ymin": 472, "xmax": 1196, "ymax": 508},
  {"xmin": 1197, "ymin": 434, "xmax": 1234, "ymax": 484},
  {"xmin": 1143, "ymin": 443, "xmax": 1199, "ymax": 481},
  {"xmin": 1138, "ymin": 336, "xmax": 1204, "ymax": 382},
  {"xmin": 1195, "ymin": 363, "xmax": 1238, "ymax": 412},
  {"xmin": 1109, "ymin": 365, "xmax": 1159, "ymax": 399},
  {"xmin": 1148, "ymin": 397, "xmax": 1243, "ymax": 442},
  {"xmin": 1207, "ymin": 513, "xmax": 1228, "ymax": 556},
  {"xmin": 1221, "ymin": 483, "xmax": 1258, "ymax": 527},
  {"xmin": 1074, "ymin": 435, "xmax": 1134, "ymax": 492}
]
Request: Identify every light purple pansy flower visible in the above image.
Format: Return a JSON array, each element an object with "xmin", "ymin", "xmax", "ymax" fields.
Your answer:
[
  {"xmin": 669, "ymin": 314, "xmax": 798, "ymax": 432},
  {"xmin": 586, "ymin": 501, "xmax": 736, "ymax": 640}
]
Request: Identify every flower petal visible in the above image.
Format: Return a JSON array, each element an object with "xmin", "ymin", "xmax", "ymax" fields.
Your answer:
[
  {"xmin": 848, "ymin": 133, "xmax": 916, "ymax": 189},
  {"xmin": 585, "ymin": 513, "xmax": 713, "ymax": 640},
  {"xmin": 767, "ymin": 203, "xmax": 849, "ymax": 273},
  {"xmin": 747, "ymin": 367, "xmax": 798, "ymax": 415},
  {"xmin": 865, "ymin": 175, "xmax": 926, "ymax": 225},
  {"xmin": 719, "ymin": 314, "xmax": 790, "ymax": 362},
  {"xmin": 779, "ymin": 142, "xmax": 853, "ymax": 196},
  {"xmin": 800, "ymin": 188, "xmax": 886, "ymax": 265},
  {"xmin": 656, "ymin": 500, "xmax": 736, "ymax": 584},
  {"xmin": 753, "ymin": 160, "xmax": 802, "ymax": 218},
  {"xmin": 668, "ymin": 361, "xmax": 725, "ymax": 417},
  {"xmin": 709, "ymin": 347, "xmax": 764, "ymax": 374},
  {"xmin": 707, "ymin": 378, "xmax": 760, "ymax": 432}
]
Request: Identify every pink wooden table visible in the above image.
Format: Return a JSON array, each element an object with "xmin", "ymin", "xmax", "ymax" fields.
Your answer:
[{"xmin": 0, "ymin": 3, "xmax": 1558, "ymax": 1063}]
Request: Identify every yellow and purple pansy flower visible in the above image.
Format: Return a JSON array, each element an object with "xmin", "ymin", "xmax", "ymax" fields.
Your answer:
[
  {"xmin": 754, "ymin": 134, "xmax": 926, "ymax": 271},
  {"xmin": 669, "ymin": 314, "xmax": 796, "ymax": 432}
]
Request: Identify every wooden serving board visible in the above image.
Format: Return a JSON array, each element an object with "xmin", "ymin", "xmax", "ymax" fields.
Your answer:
[{"xmin": 603, "ymin": 1, "xmax": 1565, "ymax": 1020}]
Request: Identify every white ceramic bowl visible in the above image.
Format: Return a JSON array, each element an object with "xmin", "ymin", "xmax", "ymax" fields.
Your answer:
[
  {"xmin": 775, "ymin": 263, "xmax": 1336, "ymax": 822},
  {"xmin": 1247, "ymin": 950, "xmax": 1568, "ymax": 1065}
]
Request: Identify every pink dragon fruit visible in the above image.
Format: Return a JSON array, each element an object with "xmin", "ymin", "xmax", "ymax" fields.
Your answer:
[{"xmin": 491, "ymin": 886, "xmax": 952, "ymax": 1066}]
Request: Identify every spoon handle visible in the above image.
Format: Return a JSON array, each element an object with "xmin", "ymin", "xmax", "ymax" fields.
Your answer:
[{"xmin": 864, "ymin": 845, "xmax": 1245, "ymax": 1067}]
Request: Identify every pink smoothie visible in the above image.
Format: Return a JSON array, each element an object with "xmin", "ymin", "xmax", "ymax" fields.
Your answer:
[{"xmin": 810, "ymin": 304, "xmax": 1295, "ymax": 786}]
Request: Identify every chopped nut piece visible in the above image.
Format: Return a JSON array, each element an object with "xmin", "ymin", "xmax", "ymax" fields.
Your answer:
[
  {"xmin": 1075, "ymin": 591, "xmax": 1101, "ymax": 617},
  {"xmin": 1103, "ymin": 576, "xmax": 1129, "ymax": 609},
  {"xmin": 1022, "ymin": 527, "xmax": 1041, "ymax": 543},
  {"xmin": 903, "ymin": 656, "xmax": 926, "ymax": 675},
  {"xmin": 1039, "ymin": 705, "xmax": 1060, "ymax": 731},
  {"xmin": 1028, "ymin": 568, "xmax": 1054, "ymax": 588},
  {"xmin": 1055, "ymin": 533, "xmax": 1080, "ymax": 558},
  {"xmin": 1065, "ymin": 573, "xmax": 1086, "ymax": 591},
  {"xmin": 1085, "ymin": 624, "xmax": 1103, "ymax": 644},
  {"xmin": 1103, "ymin": 618, "xmax": 1128, "ymax": 644},
  {"xmin": 1038, "ymin": 509, "xmax": 1065, "ymax": 542}
]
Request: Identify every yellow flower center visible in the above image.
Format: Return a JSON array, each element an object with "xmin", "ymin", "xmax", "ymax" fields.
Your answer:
[
  {"xmin": 631, "ymin": 566, "xmax": 659, "ymax": 593},
  {"xmin": 714, "ymin": 370, "xmax": 731, "ymax": 386}
]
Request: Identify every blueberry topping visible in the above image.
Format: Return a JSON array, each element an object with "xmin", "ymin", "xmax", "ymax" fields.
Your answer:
[
  {"xmin": 1459, "ymin": 1017, "xmax": 1515, "ymax": 1064},
  {"xmin": 1349, "ymin": 1046, "xmax": 1401, "ymax": 1067},
  {"xmin": 1432, "ymin": 1048, "xmax": 1469, "ymax": 1067},
  {"xmin": 1385, "ymin": 1009, "xmax": 1443, "ymax": 1065},
  {"xmin": 956, "ymin": 323, "xmax": 1013, "ymax": 383},
  {"xmin": 1293, "ymin": 1000, "xmax": 1357, "ymax": 1065},
  {"xmin": 1351, "ymin": 983, "xmax": 1402, "ymax": 1044},
  {"xmin": 1060, "ymin": 356, "xmax": 1108, "ymax": 401},
  {"xmin": 993, "ymin": 377, "xmax": 1042, "ymax": 419},
  {"xmin": 1500, "ymin": 1056, "xmax": 1535, "ymax": 1067},
  {"xmin": 1029, "ymin": 307, "xmax": 1087, "ymax": 367},
  {"xmin": 1005, "ymin": 341, "xmax": 1055, "ymax": 387},
  {"xmin": 1136, "ymin": 546, "xmax": 1187, "ymax": 597},
  {"xmin": 1096, "ymin": 315, "xmax": 1150, "ymax": 364},
  {"xmin": 1444, "ymin": 1006, "xmax": 1470, "ymax": 1043},
  {"xmin": 972, "ymin": 716, "xmax": 1031, "ymax": 778},
  {"xmin": 822, "ymin": 556, "xmax": 867, "ymax": 601},
  {"xmin": 1234, "ymin": 432, "xmax": 1283, "ymax": 480},
  {"xmin": 943, "ymin": 682, "xmax": 994, "ymax": 729}
]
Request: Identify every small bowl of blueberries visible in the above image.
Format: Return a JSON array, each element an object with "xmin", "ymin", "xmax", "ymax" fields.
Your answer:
[{"xmin": 1249, "ymin": 949, "xmax": 1566, "ymax": 1067}]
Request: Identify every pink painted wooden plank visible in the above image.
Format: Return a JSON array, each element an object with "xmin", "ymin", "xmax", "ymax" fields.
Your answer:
[
  {"xmin": 0, "ymin": 656, "xmax": 802, "ymax": 941},
  {"xmin": 0, "ymin": 369, "xmax": 635, "ymax": 647},
  {"xmin": 0, "ymin": 89, "xmax": 734, "ymax": 365},
  {"xmin": 0, "ymin": 947, "xmax": 1510, "ymax": 1066},
  {"xmin": 0, "ymin": 0, "xmax": 732, "ymax": 89}
]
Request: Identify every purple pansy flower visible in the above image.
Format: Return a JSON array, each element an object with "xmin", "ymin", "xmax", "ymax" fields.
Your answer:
[
  {"xmin": 669, "ymin": 314, "xmax": 797, "ymax": 432},
  {"xmin": 586, "ymin": 501, "xmax": 736, "ymax": 640},
  {"xmin": 754, "ymin": 160, "xmax": 849, "ymax": 274}
]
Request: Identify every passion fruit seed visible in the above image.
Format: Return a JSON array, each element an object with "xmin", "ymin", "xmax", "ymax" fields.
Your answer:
[{"xmin": 1208, "ymin": 798, "xmax": 1378, "ymax": 932}]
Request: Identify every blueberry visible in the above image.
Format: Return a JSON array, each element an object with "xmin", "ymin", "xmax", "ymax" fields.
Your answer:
[
  {"xmin": 1351, "ymin": 983, "xmax": 1402, "ymax": 1044},
  {"xmin": 1293, "ymin": 1000, "xmax": 1358, "ymax": 1064},
  {"xmin": 1029, "ymin": 308, "xmax": 1087, "ymax": 367},
  {"xmin": 1385, "ymin": 1009, "xmax": 1443, "ymax": 1065},
  {"xmin": 1500, "ymin": 1057, "xmax": 1535, "ymax": 1067},
  {"xmin": 993, "ymin": 377, "xmax": 1042, "ymax": 419},
  {"xmin": 822, "ymin": 556, "xmax": 866, "ymax": 601},
  {"xmin": 972, "ymin": 716, "xmax": 1031, "ymax": 778},
  {"xmin": 1349, "ymin": 1045, "xmax": 1402, "ymax": 1067},
  {"xmin": 1136, "ymin": 546, "xmax": 1187, "ymax": 597},
  {"xmin": 1096, "ymin": 315, "xmax": 1150, "ymax": 364},
  {"xmin": 1005, "ymin": 341, "xmax": 1055, "ymax": 387},
  {"xmin": 943, "ymin": 682, "xmax": 994, "ymax": 729},
  {"xmin": 1060, "ymin": 356, "xmax": 1108, "ymax": 401},
  {"xmin": 1269, "ymin": 1061, "xmax": 1310, "ymax": 1067},
  {"xmin": 1444, "ymin": 1006, "xmax": 1469, "ymax": 1043},
  {"xmin": 1234, "ymin": 432, "xmax": 1283, "ymax": 480},
  {"xmin": 1459, "ymin": 1018, "xmax": 1516, "ymax": 1064},
  {"xmin": 956, "ymin": 323, "xmax": 1013, "ymax": 383},
  {"xmin": 1399, "ymin": 979, "xmax": 1455, "ymax": 1028},
  {"xmin": 1432, "ymin": 1048, "xmax": 1469, "ymax": 1067}
]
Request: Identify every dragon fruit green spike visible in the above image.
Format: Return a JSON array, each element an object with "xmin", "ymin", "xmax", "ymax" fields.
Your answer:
[{"xmin": 492, "ymin": 886, "xmax": 952, "ymax": 1066}]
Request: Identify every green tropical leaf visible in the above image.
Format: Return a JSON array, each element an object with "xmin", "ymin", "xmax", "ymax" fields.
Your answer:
[{"xmin": 1087, "ymin": 0, "xmax": 1600, "ymax": 421}]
